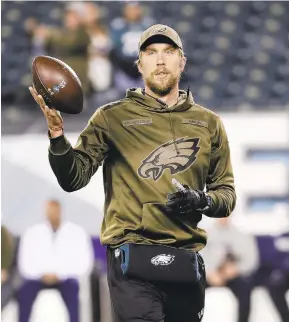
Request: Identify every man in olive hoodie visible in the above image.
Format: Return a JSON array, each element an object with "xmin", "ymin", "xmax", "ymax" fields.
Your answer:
[{"xmin": 29, "ymin": 24, "xmax": 236, "ymax": 322}]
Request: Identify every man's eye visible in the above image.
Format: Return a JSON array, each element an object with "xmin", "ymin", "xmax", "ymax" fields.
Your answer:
[
  {"xmin": 148, "ymin": 51, "xmax": 155, "ymax": 55},
  {"xmin": 166, "ymin": 50, "xmax": 174, "ymax": 54}
]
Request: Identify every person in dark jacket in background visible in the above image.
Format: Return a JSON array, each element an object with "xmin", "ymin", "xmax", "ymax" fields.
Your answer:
[{"xmin": 110, "ymin": 2, "xmax": 154, "ymax": 93}]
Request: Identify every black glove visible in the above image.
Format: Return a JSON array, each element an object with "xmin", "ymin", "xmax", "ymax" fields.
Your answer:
[{"xmin": 166, "ymin": 184, "xmax": 212, "ymax": 216}]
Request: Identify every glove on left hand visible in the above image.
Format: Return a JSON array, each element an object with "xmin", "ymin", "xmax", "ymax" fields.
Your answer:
[{"xmin": 167, "ymin": 184, "xmax": 211, "ymax": 215}]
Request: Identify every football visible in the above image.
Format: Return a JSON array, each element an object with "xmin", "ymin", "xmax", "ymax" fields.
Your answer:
[{"xmin": 32, "ymin": 55, "xmax": 83, "ymax": 114}]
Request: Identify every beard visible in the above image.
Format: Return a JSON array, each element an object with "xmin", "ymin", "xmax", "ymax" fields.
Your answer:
[{"xmin": 144, "ymin": 70, "xmax": 180, "ymax": 97}]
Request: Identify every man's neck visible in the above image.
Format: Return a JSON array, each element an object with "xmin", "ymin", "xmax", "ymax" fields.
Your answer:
[{"xmin": 144, "ymin": 86, "xmax": 179, "ymax": 107}]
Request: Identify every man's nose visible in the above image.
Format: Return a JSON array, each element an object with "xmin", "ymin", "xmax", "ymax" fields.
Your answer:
[{"xmin": 156, "ymin": 53, "xmax": 165, "ymax": 65}]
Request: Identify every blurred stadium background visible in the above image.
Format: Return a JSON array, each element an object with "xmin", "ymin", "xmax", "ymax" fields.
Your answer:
[{"xmin": 1, "ymin": 1, "xmax": 288, "ymax": 322}]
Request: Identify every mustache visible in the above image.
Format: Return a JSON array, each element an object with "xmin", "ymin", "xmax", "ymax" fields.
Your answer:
[{"xmin": 153, "ymin": 69, "xmax": 171, "ymax": 75}]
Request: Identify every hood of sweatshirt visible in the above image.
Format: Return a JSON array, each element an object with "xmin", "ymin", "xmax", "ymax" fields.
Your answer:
[{"xmin": 126, "ymin": 87, "xmax": 195, "ymax": 113}]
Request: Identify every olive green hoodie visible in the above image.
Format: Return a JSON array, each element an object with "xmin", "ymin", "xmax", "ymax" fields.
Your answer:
[{"xmin": 49, "ymin": 88, "xmax": 236, "ymax": 251}]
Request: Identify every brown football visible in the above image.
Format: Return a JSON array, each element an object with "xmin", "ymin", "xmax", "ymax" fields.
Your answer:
[{"xmin": 32, "ymin": 55, "xmax": 83, "ymax": 114}]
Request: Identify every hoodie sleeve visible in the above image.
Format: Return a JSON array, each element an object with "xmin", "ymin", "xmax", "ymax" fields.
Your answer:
[
  {"xmin": 205, "ymin": 117, "xmax": 236, "ymax": 218},
  {"xmin": 48, "ymin": 108, "xmax": 109, "ymax": 192}
]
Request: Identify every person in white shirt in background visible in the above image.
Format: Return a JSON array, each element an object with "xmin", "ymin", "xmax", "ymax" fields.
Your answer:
[
  {"xmin": 200, "ymin": 217, "xmax": 260, "ymax": 322},
  {"xmin": 17, "ymin": 199, "xmax": 94, "ymax": 322}
]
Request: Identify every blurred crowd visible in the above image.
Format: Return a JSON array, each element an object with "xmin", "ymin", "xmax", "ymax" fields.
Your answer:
[
  {"xmin": 2, "ymin": 199, "xmax": 289, "ymax": 322},
  {"xmin": 24, "ymin": 1, "xmax": 154, "ymax": 107},
  {"xmin": 2, "ymin": 1, "xmax": 288, "ymax": 113}
]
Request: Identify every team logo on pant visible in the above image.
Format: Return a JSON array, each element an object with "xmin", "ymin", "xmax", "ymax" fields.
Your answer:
[
  {"xmin": 138, "ymin": 137, "xmax": 200, "ymax": 181},
  {"xmin": 151, "ymin": 254, "xmax": 175, "ymax": 266},
  {"xmin": 198, "ymin": 308, "xmax": 204, "ymax": 321}
]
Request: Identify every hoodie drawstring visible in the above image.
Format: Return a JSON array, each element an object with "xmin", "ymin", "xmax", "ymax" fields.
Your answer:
[{"xmin": 169, "ymin": 111, "xmax": 180, "ymax": 155}]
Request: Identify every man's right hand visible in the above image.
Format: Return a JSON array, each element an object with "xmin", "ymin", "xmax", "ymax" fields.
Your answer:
[{"xmin": 29, "ymin": 86, "xmax": 64, "ymax": 138}]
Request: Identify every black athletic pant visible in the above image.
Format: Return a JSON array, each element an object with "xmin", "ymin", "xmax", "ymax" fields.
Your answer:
[
  {"xmin": 265, "ymin": 270, "xmax": 289, "ymax": 322},
  {"xmin": 107, "ymin": 246, "xmax": 206, "ymax": 322},
  {"xmin": 226, "ymin": 277, "xmax": 253, "ymax": 322}
]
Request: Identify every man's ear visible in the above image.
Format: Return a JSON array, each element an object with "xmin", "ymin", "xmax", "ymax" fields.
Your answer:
[
  {"xmin": 137, "ymin": 59, "xmax": 143, "ymax": 75},
  {"xmin": 180, "ymin": 56, "xmax": 187, "ymax": 72}
]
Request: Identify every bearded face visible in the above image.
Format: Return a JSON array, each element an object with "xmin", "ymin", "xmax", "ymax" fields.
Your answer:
[
  {"xmin": 144, "ymin": 67, "xmax": 181, "ymax": 96},
  {"xmin": 138, "ymin": 43, "xmax": 185, "ymax": 97}
]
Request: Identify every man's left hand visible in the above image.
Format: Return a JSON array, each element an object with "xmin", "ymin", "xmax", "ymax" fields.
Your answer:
[{"xmin": 166, "ymin": 184, "xmax": 211, "ymax": 215}]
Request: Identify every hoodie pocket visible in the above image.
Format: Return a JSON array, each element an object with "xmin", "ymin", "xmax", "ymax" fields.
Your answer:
[{"xmin": 141, "ymin": 202, "xmax": 199, "ymax": 244}]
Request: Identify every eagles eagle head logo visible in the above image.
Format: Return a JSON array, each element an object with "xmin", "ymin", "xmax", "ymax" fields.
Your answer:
[{"xmin": 138, "ymin": 137, "xmax": 200, "ymax": 181}]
